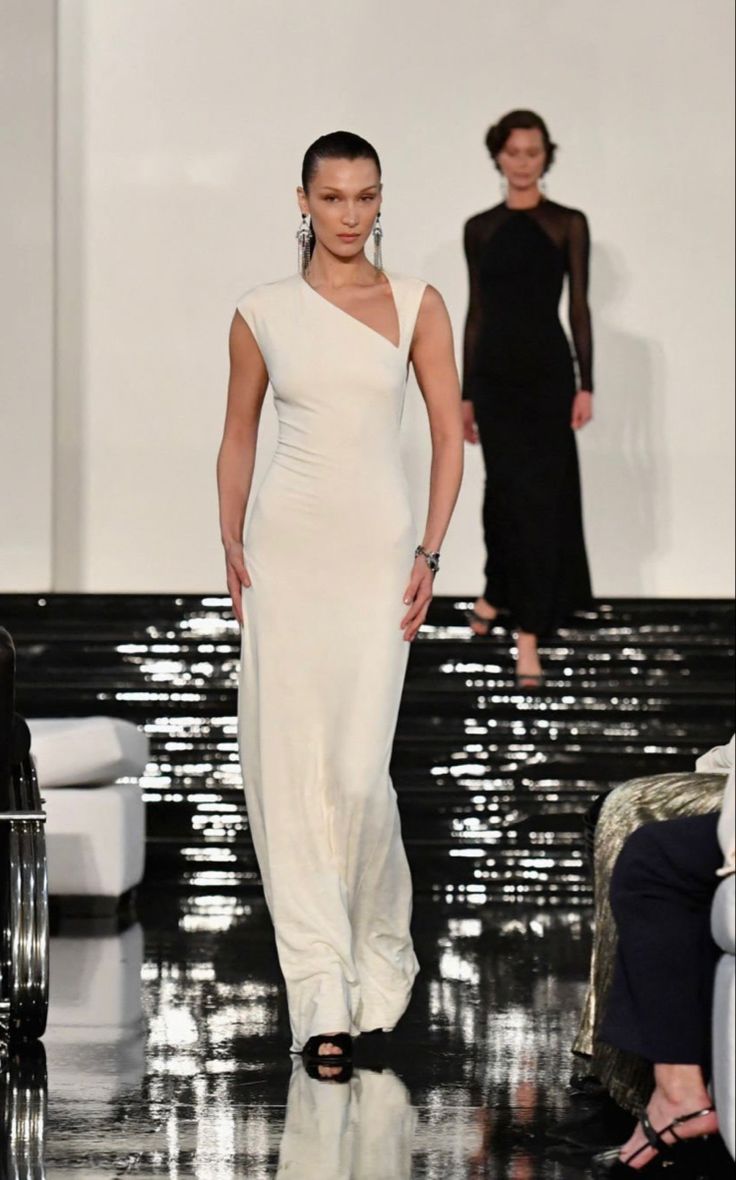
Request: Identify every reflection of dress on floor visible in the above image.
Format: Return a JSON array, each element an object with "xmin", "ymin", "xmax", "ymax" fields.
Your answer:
[
  {"xmin": 236, "ymin": 274, "xmax": 426, "ymax": 1051},
  {"xmin": 277, "ymin": 1061, "xmax": 417, "ymax": 1180}
]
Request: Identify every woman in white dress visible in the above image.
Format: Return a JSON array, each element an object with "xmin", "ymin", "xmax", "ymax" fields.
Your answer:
[{"xmin": 217, "ymin": 131, "xmax": 463, "ymax": 1070}]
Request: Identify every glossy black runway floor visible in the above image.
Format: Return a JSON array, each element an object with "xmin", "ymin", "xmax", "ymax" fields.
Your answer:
[
  {"xmin": 3, "ymin": 595, "xmax": 734, "ymax": 905},
  {"xmin": 1, "ymin": 595, "xmax": 734, "ymax": 1176},
  {"xmin": 8, "ymin": 895, "xmax": 734, "ymax": 1178}
]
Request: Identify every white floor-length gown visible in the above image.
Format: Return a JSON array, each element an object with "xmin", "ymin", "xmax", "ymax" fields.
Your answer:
[{"xmin": 236, "ymin": 272, "xmax": 426, "ymax": 1051}]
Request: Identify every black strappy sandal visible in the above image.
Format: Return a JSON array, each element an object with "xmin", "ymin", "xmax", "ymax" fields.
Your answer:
[
  {"xmin": 515, "ymin": 671, "xmax": 545, "ymax": 691},
  {"xmin": 593, "ymin": 1105, "xmax": 716, "ymax": 1175},
  {"xmin": 466, "ymin": 608, "xmax": 497, "ymax": 635},
  {"xmin": 302, "ymin": 1033, "xmax": 353, "ymax": 1064}
]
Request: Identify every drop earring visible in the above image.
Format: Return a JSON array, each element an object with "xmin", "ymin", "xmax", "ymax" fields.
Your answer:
[
  {"xmin": 373, "ymin": 213, "xmax": 384, "ymax": 270},
  {"xmin": 499, "ymin": 173, "xmax": 509, "ymax": 201},
  {"xmin": 297, "ymin": 213, "xmax": 312, "ymax": 277},
  {"xmin": 539, "ymin": 175, "xmax": 548, "ymax": 198}
]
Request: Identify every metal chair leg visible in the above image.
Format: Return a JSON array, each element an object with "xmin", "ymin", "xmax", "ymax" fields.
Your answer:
[
  {"xmin": 21, "ymin": 757, "xmax": 49, "ymax": 1038},
  {"xmin": 1, "ymin": 756, "xmax": 49, "ymax": 1043},
  {"xmin": 0, "ymin": 1041, "xmax": 48, "ymax": 1174}
]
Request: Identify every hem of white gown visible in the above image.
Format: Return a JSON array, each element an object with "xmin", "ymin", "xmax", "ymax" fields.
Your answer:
[
  {"xmin": 357, "ymin": 1002, "xmax": 409, "ymax": 1037},
  {"xmin": 289, "ymin": 998, "xmax": 411, "ymax": 1054},
  {"xmin": 354, "ymin": 980, "xmax": 417, "ymax": 1040},
  {"xmin": 287, "ymin": 966, "xmax": 419, "ymax": 1053},
  {"xmin": 289, "ymin": 1023, "xmax": 397, "ymax": 1055},
  {"xmin": 290, "ymin": 1008, "xmax": 354, "ymax": 1055}
]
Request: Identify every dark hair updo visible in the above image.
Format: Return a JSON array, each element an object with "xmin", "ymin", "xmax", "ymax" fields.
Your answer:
[
  {"xmin": 301, "ymin": 130, "xmax": 382, "ymax": 191},
  {"xmin": 485, "ymin": 110, "xmax": 557, "ymax": 173}
]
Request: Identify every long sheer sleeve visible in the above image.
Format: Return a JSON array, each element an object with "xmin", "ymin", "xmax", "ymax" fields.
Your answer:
[
  {"xmin": 462, "ymin": 217, "xmax": 484, "ymax": 402},
  {"xmin": 567, "ymin": 211, "xmax": 594, "ymax": 392}
]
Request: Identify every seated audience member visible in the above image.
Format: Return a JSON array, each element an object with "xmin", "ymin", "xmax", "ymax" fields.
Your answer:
[
  {"xmin": 573, "ymin": 738, "xmax": 734, "ymax": 1113},
  {"xmin": 592, "ymin": 763, "xmax": 734, "ymax": 1174}
]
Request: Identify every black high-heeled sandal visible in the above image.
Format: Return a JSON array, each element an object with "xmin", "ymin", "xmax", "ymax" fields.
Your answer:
[
  {"xmin": 466, "ymin": 608, "xmax": 497, "ymax": 635},
  {"xmin": 302, "ymin": 1033, "xmax": 353, "ymax": 1063},
  {"xmin": 593, "ymin": 1105, "xmax": 716, "ymax": 1174}
]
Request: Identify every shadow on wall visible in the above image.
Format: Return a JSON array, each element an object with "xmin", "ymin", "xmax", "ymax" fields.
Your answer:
[
  {"xmin": 586, "ymin": 243, "xmax": 670, "ymax": 596},
  {"xmin": 402, "ymin": 238, "xmax": 486, "ymax": 596},
  {"xmin": 411, "ymin": 238, "xmax": 671, "ymax": 599}
]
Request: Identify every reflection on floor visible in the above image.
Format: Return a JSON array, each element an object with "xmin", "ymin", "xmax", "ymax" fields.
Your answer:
[
  {"xmin": 2, "ymin": 894, "xmax": 733, "ymax": 1177},
  {"xmin": 3, "ymin": 595, "xmax": 735, "ymax": 905},
  {"xmin": 1, "ymin": 596, "xmax": 733, "ymax": 1174}
]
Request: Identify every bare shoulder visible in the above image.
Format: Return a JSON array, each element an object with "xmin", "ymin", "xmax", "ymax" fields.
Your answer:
[
  {"xmin": 417, "ymin": 283, "xmax": 449, "ymax": 321},
  {"xmin": 230, "ymin": 307, "xmax": 254, "ymax": 343},
  {"xmin": 412, "ymin": 283, "xmax": 453, "ymax": 353},
  {"xmin": 229, "ymin": 306, "xmax": 265, "ymax": 371}
]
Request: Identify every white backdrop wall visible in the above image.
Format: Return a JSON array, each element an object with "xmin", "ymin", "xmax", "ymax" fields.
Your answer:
[
  {"xmin": 0, "ymin": 0, "xmax": 56, "ymax": 590},
  {"xmin": 5, "ymin": 0, "xmax": 736, "ymax": 595}
]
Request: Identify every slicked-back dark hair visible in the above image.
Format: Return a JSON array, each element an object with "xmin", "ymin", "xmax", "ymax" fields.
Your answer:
[
  {"xmin": 301, "ymin": 131, "xmax": 382, "ymax": 191},
  {"xmin": 485, "ymin": 110, "xmax": 557, "ymax": 173}
]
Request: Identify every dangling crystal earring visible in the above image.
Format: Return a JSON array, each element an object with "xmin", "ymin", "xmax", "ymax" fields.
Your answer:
[
  {"xmin": 296, "ymin": 214, "xmax": 312, "ymax": 277},
  {"xmin": 373, "ymin": 213, "xmax": 384, "ymax": 270},
  {"xmin": 539, "ymin": 174, "xmax": 548, "ymax": 198},
  {"xmin": 499, "ymin": 173, "xmax": 509, "ymax": 201}
]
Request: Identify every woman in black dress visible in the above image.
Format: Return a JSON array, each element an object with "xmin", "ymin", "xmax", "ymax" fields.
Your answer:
[{"xmin": 462, "ymin": 110, "xmax": 593, "ymax": 686}]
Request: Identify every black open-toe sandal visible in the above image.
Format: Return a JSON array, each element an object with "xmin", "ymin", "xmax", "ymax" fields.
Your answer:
[
  {"xmin": 302, "ymin": 1033, "xmax": 353, "ymax": 1063},
  {"xmin": 593, "ymin": 1105, "xmax": 716, "ymax": 1175},
  {"xmin": 466, "ymin": 608, "xmax": 497, "ymax": 635},
  {"xmin": 515, "ymin": 671, "xmax": 545, "ymax": 691}
]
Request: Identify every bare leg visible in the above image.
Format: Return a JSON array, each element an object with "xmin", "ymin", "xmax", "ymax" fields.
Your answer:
[
  {"xmin": 516, "ymin": 630, "xmax": 543, "ymax": 682},
  {"xmin": 618, "ymin": 1064, "xmax": 718, "ymax": 1168},
  {"xmin": 469, "ymin": 597, "xmax": 499, "ymax": 635}
]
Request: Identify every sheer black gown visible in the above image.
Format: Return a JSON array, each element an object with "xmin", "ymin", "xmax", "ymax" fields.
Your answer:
[{"xmin": 463, "ymin": 199, "xmax": 593, "ymax": 636}]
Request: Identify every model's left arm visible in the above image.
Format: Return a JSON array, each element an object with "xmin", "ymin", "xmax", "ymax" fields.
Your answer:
[
  {"xmin": 568, "ymin": 210, "xmax": 594, "ymax": 430},
  {"xmin": 400, "ymin": 285, "xmax": 464, "ymax": 642}
]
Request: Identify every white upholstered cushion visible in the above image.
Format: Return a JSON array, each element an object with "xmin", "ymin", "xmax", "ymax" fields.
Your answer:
[
  {"xmin": 43, "ymin": 782, "xmax": 146, "ymax": 897},
  {"xmin": 712, "ymin": 874, "xmax": 736, "ymax": 955},
  {"xmin": 713, "ymin": 954, "xmax": 735, "ymax": 1159},
  {"xmin": 712, "ymin": 876, "xmax": 735, "ymax": 1160},
  {"xmin": 29, "ymin": 716, "xmax": 149, "ymax": 788}
]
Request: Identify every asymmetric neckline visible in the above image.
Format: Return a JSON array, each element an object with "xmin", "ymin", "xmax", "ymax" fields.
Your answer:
[{"xmin": 300, "ymin": 272, "xmax": 402, "ymax": 352}]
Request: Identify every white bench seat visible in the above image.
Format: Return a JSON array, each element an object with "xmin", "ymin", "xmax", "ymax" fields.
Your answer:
[
  {"xmin": 29, "ymin": 716, "xmax": 149, "ymax": 789},
  {"xmin": 27, "ymin": 717, "xmax": 149, "ymax": 903}
]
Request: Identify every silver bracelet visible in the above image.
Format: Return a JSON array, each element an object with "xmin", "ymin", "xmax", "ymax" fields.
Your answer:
[{"xmin": 415, "ymin": 545, "xmax": 440, "ymax": 573}]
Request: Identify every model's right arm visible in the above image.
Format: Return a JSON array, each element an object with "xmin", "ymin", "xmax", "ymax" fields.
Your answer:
[{"xmin": 217, "ymin": 310, "xmax": 269, "ymax": 623}]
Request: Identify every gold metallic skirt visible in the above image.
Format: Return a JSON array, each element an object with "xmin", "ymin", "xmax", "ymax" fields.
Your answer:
[{"xmin": 573, "ymin": 771, "xmax": 726, "ymax": 1114}]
